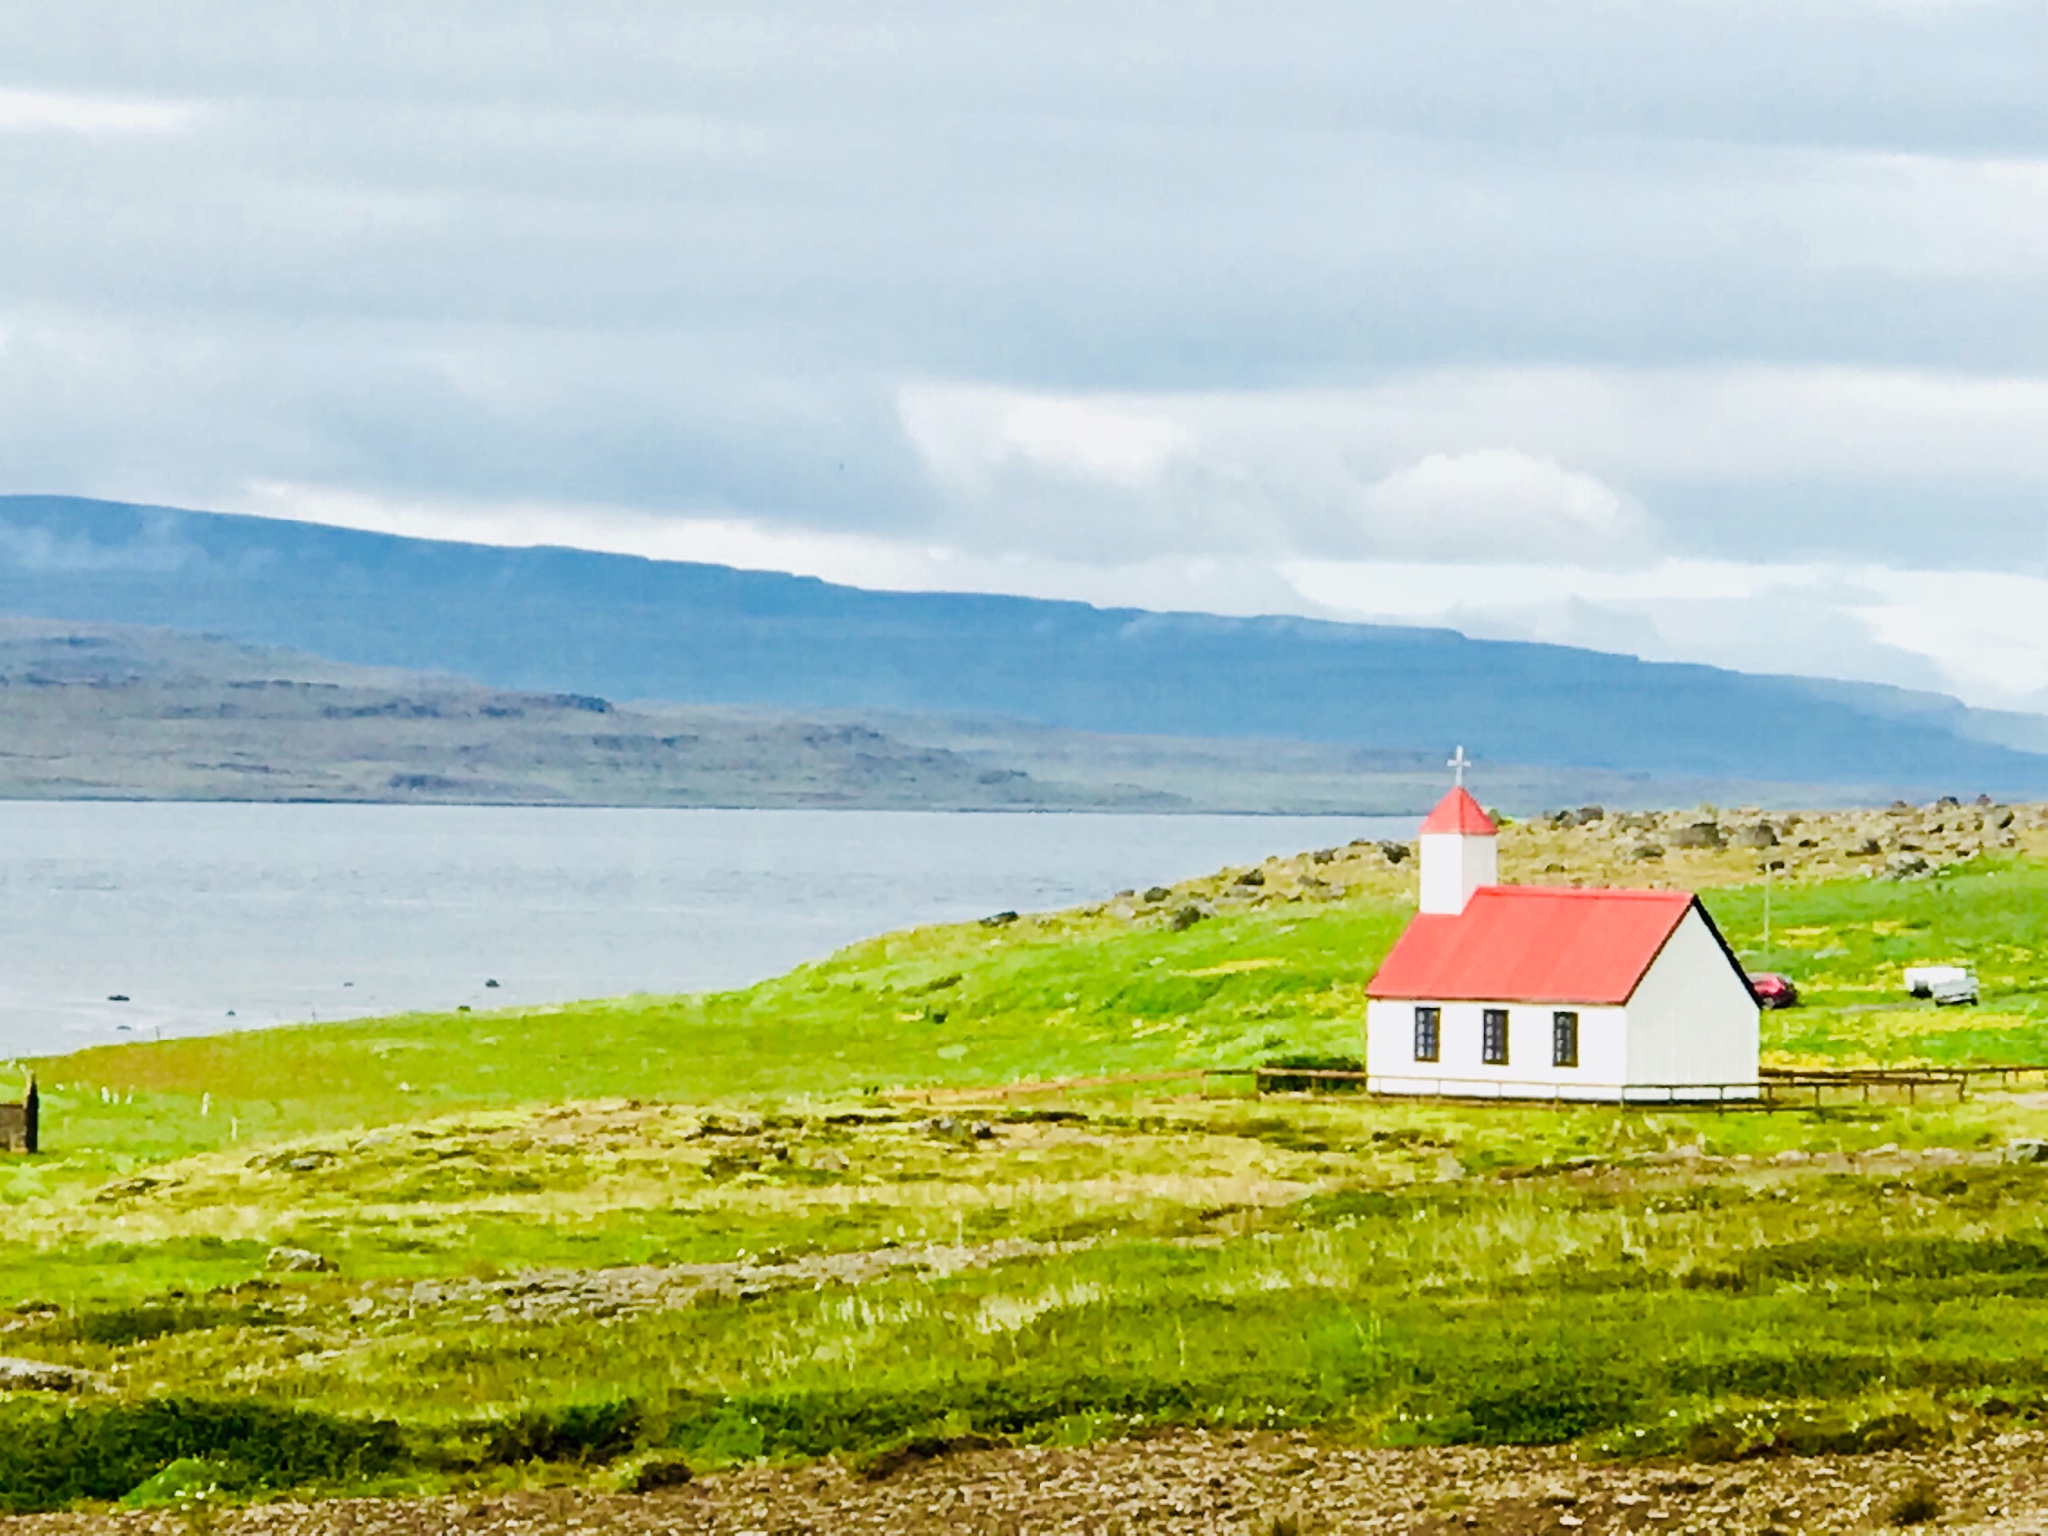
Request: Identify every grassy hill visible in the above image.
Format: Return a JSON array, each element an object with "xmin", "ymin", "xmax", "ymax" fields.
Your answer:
[{"xmin": 4, "ymin": 807, "xmax": 2048, "ymax": 1510}]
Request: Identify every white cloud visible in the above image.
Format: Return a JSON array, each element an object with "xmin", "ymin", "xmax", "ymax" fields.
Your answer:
[
  {"xmin": 1849, "ymin": 569, "xmax": 2048, "ymax": 703},
  {"xmin": 1813, "ymin": 153, "xmax": 2048, "ymax": 278},
  {"xmin": 1287, "ymin": 555, "xmax": 2048, "ymax": 708},
  {"xmin": 1148, "ymin": 366, "xmax": 2048, "ymax": 483},
  {"xmin": 1353, "ymin": 450, "xmax": 1644, "ymax": 559},
  {"xmin": 897, "ymin": 382, "xmax": 1650, "ymax": 566},
  {"xmin": 0, "ymin": 88, "xmax": 196, "ymax": 135},
  {"xmin": 901, "ymin": 387, "xmax": 1187, "ymax": 492},
  {"xmin": 895, "ymin": 367, "xmax": 2048, "ymax": 571},
  {"xmin": 997, "ymin": 399, "xmax": 1187, "ymax": 488}
]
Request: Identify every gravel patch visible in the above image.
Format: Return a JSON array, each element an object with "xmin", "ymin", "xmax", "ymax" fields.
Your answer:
[
  {"xmin": 9, "ymin": 1430, "xmax": 2048, "ymax": 1534},
  {"xmin": 381, "ymin": 1236, "xmax": 1088, "ymax": 1323}
]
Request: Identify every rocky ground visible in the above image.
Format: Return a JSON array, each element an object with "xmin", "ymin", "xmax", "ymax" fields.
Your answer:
[
  {"xmin": 1090, "ymin": 800, "xmax": 2048, "ymax": 930},
  {"xmin": 9, "ymin": 1430, "xmax": 2048, "ymax": 1534},
  {"xmin": 382, "ymin": 1233, "xmax": 1088, "ymax": 1324},
  {"xmin": 1504, "ymin": 798, "xmax": 2048, "ymax": 889}
]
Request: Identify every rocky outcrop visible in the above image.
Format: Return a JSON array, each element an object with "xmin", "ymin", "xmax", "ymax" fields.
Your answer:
[
  {"xmin": 0, "ymin": 1356, "xmax": 96, "ymax": 1392},
  {"xmin": 1513, "ymin": 797, "xmax": 2046, "ymax": 887},
  {"xmin": 266, "ymin": 1246, "xmax": 338, "ymax": 1274},
  {"xmin": 1077, "ymin": 799, "xmax": 2048, "ymax": 928}
]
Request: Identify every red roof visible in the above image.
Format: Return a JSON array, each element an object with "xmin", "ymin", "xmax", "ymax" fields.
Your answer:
[
  {"xmin": 1419, "ymin": 786, "xmax": 1496, "ymax": 836},
  {"xmin": 1366, "ymin": 886, "xmax": 1702, "ymax": 1005}
]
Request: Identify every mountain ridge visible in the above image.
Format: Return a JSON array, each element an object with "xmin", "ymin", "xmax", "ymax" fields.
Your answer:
[{"xmin": 1, "ymin": 493, "xmax": 2043, "ymax": 797}]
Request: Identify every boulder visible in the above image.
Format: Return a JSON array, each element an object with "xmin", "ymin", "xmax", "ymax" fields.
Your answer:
[
  {"xmin": 0, "ymin": 1356, "xmax": 93, "ymax": 1392},
  {"xmin": 1732, "ymin": 823, "xmax": 1779, "ymax": 848},
  {"xmin": 627, "ymin": 1454, "xmax": 696, "ymax": 1494},
  {"xmin": 266, "ymin": 1246, "xmax": 336, "ymax": 1274},
  {"xmin": 1668, "ymin": 822, "xmax": 1724, "ymax": 849},
  {"xmin": 1142, "ymin": 886, "xmax": 1172, "ymax": 903},
  {"xmin": 2004, "ymin": 1140, "xmax": 2048, "ymax": 1165},
  {"xmin": 1379, "ymin": 841, "xmax": 1411, "ymax": 864},
  {"xmin": 1168, "ymin": 904, "xmax": 1208, "ymax": 932},
  {"xmin": 1234, "ymin": 868, "xmax": 1265, "ymax": 887},
  {"xmin": 1628, "ymin": 843, "xmax": 1665, "ymax": 861}
]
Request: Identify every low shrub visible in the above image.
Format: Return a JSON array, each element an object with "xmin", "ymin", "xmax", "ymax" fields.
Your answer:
[
  {"xmin": 0, "ymin": 1398, "xmax": 404, "ymax": 1514},
  {"xmin": 1883, "ymin": 1475, "xmax": 1943, "ymax": 1526},
  {"xmin": 1606, "ymin": 1398, "xmax": 1957, "ymax": 1463},
  {"xmin": 119, "ymin": 1456, "xmax": 247, "ymax": 1508},
  {"xmin": 1448, "ymin": 1364, "xmax": 1640, "ymax": 1445},
  {"xmin": 29, "ymin": 1302, "xmax": 270, "ymax": 1349},
  {"xmin": 483, "ymin": 1399, "xmax": 644, "ymax": 1464}
]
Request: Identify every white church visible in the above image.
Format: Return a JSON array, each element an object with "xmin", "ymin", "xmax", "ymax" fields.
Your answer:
[{"xmin": 1363, "ymin": 771, "xmax": 1760, "ymax": 1102}]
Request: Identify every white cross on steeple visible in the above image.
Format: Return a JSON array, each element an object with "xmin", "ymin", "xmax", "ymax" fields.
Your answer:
[{"xmin": 1447, "ymin": 745, "xmax": 1470, "ymax": 787}]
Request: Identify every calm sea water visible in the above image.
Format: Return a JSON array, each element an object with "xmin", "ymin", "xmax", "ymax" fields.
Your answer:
[{"xmin": 0, "ymin": 804, "xmax": 1410, "ymax": 1058}]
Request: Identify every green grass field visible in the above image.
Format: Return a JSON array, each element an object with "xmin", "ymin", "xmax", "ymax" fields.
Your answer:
[{"xmin": 2, "ymin": 849, "xmax": 2047, "ymax": 1510}]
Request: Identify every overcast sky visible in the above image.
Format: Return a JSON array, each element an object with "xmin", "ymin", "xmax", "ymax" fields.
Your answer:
[{"xmin": 4, "ymin": 2, "xmax": 2047, "ymax": 708}]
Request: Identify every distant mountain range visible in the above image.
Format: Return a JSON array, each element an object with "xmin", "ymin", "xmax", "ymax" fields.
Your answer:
[
  {"xmin": 0, "ymin": 619, "xmax": 1183, "ymax": 810},
  {"xmin": 2, "ymin": 493, "xmax": 2045, "ymax": 803},
  {"xmin": 0, "ymin": 616, "xmax": 1880, "ymax": 812}
]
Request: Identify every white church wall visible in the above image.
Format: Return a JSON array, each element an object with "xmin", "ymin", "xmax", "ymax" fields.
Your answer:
[
  {"xmin": 1623, "ymin": 906, "xmax": 1760, "ymax": 1091},
  {"xmin": 1418, "ymin": 831, "xmax": 1497, "ymax": 914},
  {"xmin": 1366, "ymin": 997, "xmax": 1628, "ymax": 1099}
]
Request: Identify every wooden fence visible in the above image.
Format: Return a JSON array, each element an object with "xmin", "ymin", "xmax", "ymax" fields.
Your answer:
[{"xmin": 892, "ymin": 1061, "xmax": 2048, "ymax": 1112}]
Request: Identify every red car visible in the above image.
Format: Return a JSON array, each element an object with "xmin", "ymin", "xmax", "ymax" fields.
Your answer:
[{"xmin": 1749, "ymin": 972, "xmax": 1799, "ymax": 1009}]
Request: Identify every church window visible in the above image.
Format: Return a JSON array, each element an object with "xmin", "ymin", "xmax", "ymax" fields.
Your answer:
[
  {"xmin": 1482, "ymin": 1008, "xmax": 1509, "ymax": 1065},
  {"xmin": 1413, "ymin": 1006, "xmax": 1440, "ymax": 1062},
  {"xmin": 1553, "ymin": 1010, "xmax": 1580, "ymax": 1068}
]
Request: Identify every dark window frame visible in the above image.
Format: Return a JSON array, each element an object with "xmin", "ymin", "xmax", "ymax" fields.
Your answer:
[
  {"xmin": 1482, "ymin": 1007, "xmax": 1509, "ymax": 1065},
  {"xmin": 1552, "ymin": 1010, "xmax": 1580, "ymax": 1069},
  {"xmin": 1413, "ymin": 1005, "xmax": 1441, "ymax": 1063}
]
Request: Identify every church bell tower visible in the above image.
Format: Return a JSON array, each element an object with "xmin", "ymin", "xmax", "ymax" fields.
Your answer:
[{"xmin": 1417, "ymin": 748, "xmax": 1497, "ymax": 915}]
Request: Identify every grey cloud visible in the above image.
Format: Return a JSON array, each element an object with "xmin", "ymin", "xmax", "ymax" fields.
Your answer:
[
  {"xmin": 0, "ymin": 1, "xmax": 2044, "ymax": 596},
  {"xmin": 9, "ymin": 2, "xmax": 2046, "ymax": 150},
  {"xmin": 1418, "ymin": 583, "xmax": 1964, "ymax": 701},
  {"xmin": 0, "ymin": 318, "xmax": 936, "ymax": 535}
]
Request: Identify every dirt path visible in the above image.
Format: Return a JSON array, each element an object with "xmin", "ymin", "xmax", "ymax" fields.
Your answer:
[{"xmin": 11, "ymin": 1430, "xmax": 2048, "ymax": 1535}]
